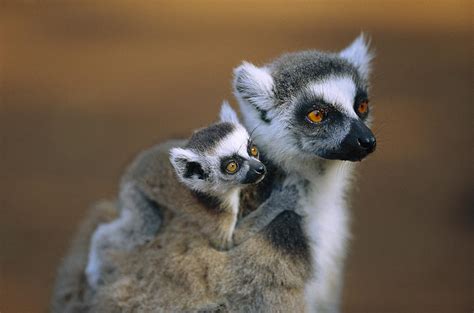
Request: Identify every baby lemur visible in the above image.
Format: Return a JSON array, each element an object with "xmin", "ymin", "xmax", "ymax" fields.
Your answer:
[{"xmin": 86, "ymin": 102, "xmax": 267, "ymax": 288}]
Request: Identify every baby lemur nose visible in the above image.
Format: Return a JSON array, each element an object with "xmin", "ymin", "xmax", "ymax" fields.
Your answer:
[
  {"xmin": 254, "ymin": 164, "xmax": 266, "ymax": 175},
  {"xmin": 248, "ymin": 159, "xmax": 266, "ymax": 176},
  {"xmin": 243, "ymin": 160, "xmax": 266, "ymax": 184},
  {"xmin": 357, "ymin": 136, "xmax": 376, "ymax": 152}
]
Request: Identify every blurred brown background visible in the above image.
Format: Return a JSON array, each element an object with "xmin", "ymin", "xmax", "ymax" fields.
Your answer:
[{"xmin": 1, "ymin": 1, "xmax": 472, "ymax": 312}]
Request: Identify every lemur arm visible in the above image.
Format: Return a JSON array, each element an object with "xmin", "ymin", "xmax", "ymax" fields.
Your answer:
[{"xmin": 233, "ymin": 183, "xmax": 301, "ymax": 246}]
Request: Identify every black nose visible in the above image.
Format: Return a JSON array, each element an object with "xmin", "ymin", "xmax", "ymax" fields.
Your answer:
[
  {"xmin": 357, "ymin": 136, "xmax": 376, "ymax": 152},
  {"xmin": 254, "ymin": 164, "xmax": 266, "ymax": 175}
]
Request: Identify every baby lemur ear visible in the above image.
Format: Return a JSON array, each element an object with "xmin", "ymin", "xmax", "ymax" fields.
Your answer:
[
  {"xmin": 339, "ymin": 33, "xmax": 374, "ymax": 80},
  {"xmin": 170, "ymin": 148, "xmax": 209, "ymax": 182},
  {"xmin": 219, "ymin": 100, "xmax": 240, "ymax": 124},
  {"xmin": 233, "ymin": 61, "xmax": 275, "ymax": 112}
]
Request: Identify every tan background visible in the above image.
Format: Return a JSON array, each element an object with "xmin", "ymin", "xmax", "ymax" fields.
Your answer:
[{"xmin": 1, "ymin": 1, "xmax": 472, "ymax": 312}]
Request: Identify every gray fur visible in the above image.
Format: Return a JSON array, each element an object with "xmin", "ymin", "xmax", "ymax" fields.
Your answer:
[
  {"xmin": 269, "ymin": 51, "xmax": 365, "ymax": 105},
  {"xmin": 186, "ymin": 122, "xmax": 235, "ymax": 153}
]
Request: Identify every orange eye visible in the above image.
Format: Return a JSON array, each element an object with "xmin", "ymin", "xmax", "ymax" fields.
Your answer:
[
  {"xmin": 357, "ymin": 100, "xmax": 369, "ymax": 115},
  {"xmin": 225, "ymin": 161, "xmax": 238, "ymax": 174},
  {"xmin": 307, "ymin": 110, "xmax": 324, "ymax": 123},
  {"xmin": 250, "ymin": 145, "xmax": 259, "ymax": 158}
]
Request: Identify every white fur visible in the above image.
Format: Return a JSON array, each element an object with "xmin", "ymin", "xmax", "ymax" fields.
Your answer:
[
  {"xmin": 233, "ymin": 62, "xmax": 275, "ymax": 111},
  {"xmin": 339, "ymin": 33, "xmax": 373, "ymax": 79},
  {"xmin": 298, "ymin": 162, "xmax": 353, "ymax": 312},
  {"xmin": 219, "ymin": 100, "xmax": 240, "ymax": 124},
  {"xmin": 86, "ymin": 209, "xmax": 137, "ymax": 288},
  {"xmin": 221, "ymin": 188, "xmax": 241, "ymax": 242},
  {"xmin": 170, "ymin": 147, "xmax": 199, "ymax": 167},
  {"xmin": 307, "ymin": 76, "xmax": 358, "ymax": 119},
  {"xmin": 238, "ymin": 97, "xmax": 303, "ymax": 172},
  {"xmin": 213, "ymin": 124, "xmax": 249, "ymax": 158}
]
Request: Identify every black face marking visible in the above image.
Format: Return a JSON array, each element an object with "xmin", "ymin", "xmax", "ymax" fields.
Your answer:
[
  {"xmin": 354, "ymin": 89, "xmax": 370, "ymax": 120},
  {"xmin": 270, "ymin": 51, "xmax": 365, "ymax": 105},
  {"xmin": 242, "ymin": 159, "xmax": 266, "ymax": 184},
  {"xmin": 220, "ymin": 154, "xmax": 245, "ymax": 174},
  {"xmin": 289, "ymin": 89, "xmax": 376, "ymax": 161},
  {"xmin": 256, "ymin": 107, "xmax": 271, "ymax": 124},
  {"xmin": 192, "ymin": 190, "xmax": 224, "ymax": 214},
  {"xmin": 319, "ymin": 118, "xmax": 376, "ymax": 161},
  {"xmin": 247, "ymin": 140, "xmax": 260, "ymax": 159},
  {"xmin": 263, "ymin": 210, "xmax": 311, "ymax": 263},
  {"xmin": 293, "ymin": 93, "xmax": 347, "ymax": 138},
  {"xmin": 186, "ymin": 122, "xmax": 235, "ymax": 153},
  {"xmin": 184, "ymin": 161, "xmax": 208, "ymax": 180}
]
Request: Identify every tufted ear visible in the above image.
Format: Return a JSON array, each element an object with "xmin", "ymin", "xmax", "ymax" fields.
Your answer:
[
  {"xmin": 169, "ymin": 148, "xmax": 208, "ymax": 184},
  {"xmin": 219, "ymin": 100, "xmax": 240, "ymax": 124},
  {"xmin": 233, "ymin": 61, "xmax": 275, "ymax": 112},
  {"xmin": 339, "ymin": 33, "xmax": 374, "ymax": 80}
]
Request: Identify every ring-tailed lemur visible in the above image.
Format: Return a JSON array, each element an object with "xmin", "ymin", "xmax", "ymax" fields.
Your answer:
[
  {"xmin": 233, "ymin": 34, "xmax": 376, "ymax": 312},
  {"xmin": 53, "ymin": 35, "xmax": 375, "ymax": 313},
  {"xmin": 85, "ymin": 105, "xmax": 267, "ymax": 288}
]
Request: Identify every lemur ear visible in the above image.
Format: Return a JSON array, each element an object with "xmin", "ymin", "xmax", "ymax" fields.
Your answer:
[
  {"xmin": 219, "ymin": 100, "xmax": 240, "ymax": 124},
  {"xmin": 339, "ymin": 33, "xmax": 374, "ymax": 79},
  {"xmin": 169, "ymin": 148, "xmax": 208, "ymax": 181},
  {"xmin": 233, "ymin": 61, "xmax": 275, "ymax": 111}
]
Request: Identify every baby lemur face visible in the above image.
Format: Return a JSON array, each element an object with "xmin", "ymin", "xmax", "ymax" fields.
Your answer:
[
  {"xmin": 234, "ymin": 35, "xmax": 376, "ymax": 163},
  {"xmin": 170, "ymin": 105, "xmax": 266, "ymax": 197}
]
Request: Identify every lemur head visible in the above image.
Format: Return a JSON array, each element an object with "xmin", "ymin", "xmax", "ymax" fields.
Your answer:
[
  {"xmin": 234, "ymin": 34, "xmax": 376, "ymax": 166},
  {"xmin": 170, "ymin": 102, "xmax": 266, "ymax": 197}
]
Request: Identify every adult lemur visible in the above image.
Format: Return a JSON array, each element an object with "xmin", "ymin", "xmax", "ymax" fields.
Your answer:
[{"xmin": 233, "ymin": 34, "xmax": 376, "ymax": 312}]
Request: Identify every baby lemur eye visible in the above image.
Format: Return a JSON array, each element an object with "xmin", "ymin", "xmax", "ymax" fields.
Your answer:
[
  {"xmin": 356, "ymin": 100, "xmax": 369, "ymax": 116},
  {"xmin": 225, "ymin": 161, "xmax": 239, "ymax": 174},
  {"xmin": 249, "ymin": 145, "xmax": 259, "ymax": 158},
  {"xmin": 307, "ymin": 110, "xmax": 325, "ymax": 123}
]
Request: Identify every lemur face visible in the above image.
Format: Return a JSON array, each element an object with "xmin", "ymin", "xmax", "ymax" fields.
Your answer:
[
  {"xmin": 234, "ymin": 35, "xmax": 376, "ymax": 163},
  {"xmin": 170, "ymin": 104, "xmax": 266, "ymax": 196}
]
